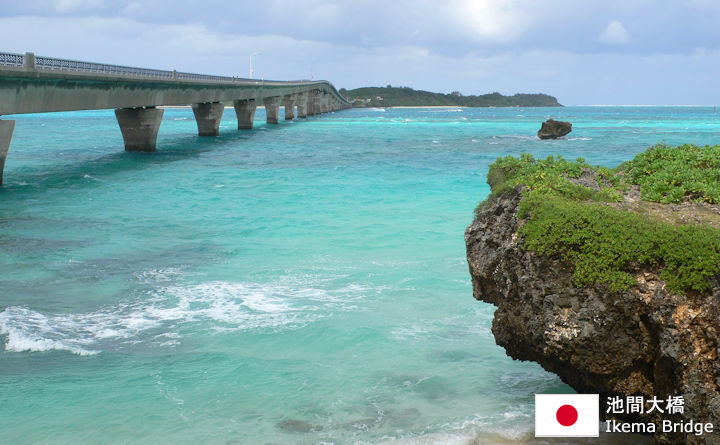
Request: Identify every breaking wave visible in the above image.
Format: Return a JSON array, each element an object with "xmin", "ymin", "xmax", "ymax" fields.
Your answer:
[{"xmin": 0, "ymin": 280, "xmax": 367, "ymax": 355}]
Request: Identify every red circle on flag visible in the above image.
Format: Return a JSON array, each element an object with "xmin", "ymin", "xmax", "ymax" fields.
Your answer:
[{"xmin": 556, "ymin": 404, "xmax": 578, "ymax": 426}]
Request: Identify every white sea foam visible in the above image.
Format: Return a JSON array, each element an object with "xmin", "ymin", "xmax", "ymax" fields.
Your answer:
[
  {"xmin": 369, "ymin": 107, "xmax": 386, "ymax": 112},
  {"xmin": 374, "ymin": 413, "xmax": 533, "ymax": 445},
  {"xmin": 376, "ymin": 431, "xmax": 476, "ymax": 445},
  {"xmin": 0, "ymin": 312, "xmax": 100, "ymax": 356},
  {"xmin": 493, "ymin": 134, "xmax": 538, "ymax": 141},
  {"xmin": 421, "ymin": 108, "xmax": 463, "ymax": 113},
  {"xmin": 0, "ymin": 280, "xmax": 366, "ymax": 355},
  {"xmin": 133, "ymin": 267, "xmax": 185, "ymax": 284}
]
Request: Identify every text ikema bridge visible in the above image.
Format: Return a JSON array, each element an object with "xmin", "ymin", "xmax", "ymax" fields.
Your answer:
[
  {"xmin": 535, "ymin": 394, "xmax": 715, "ymax": 438},
  {"xmin": 604, "ymin": 395, "xmax": 714, "ymax": 437}
]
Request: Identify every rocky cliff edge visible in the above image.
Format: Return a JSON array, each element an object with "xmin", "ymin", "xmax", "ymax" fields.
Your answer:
[{"xmin": 465, "ymin": 147, "xmax": 720, "ymax": 444}]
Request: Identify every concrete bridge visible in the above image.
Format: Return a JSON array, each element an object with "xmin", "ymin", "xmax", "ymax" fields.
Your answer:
[{"xmin": 0, "ymin": 51, "xmax": 352, "ymax": 185}]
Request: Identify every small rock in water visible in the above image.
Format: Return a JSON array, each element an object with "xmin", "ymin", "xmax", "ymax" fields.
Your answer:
[
  {"xmin": 276, "ymin": 419, "xmax": 322, "ymax": 433},
  {"xmin": 538, "ymin": 118, "xmax": 572, "ymax": 139}
]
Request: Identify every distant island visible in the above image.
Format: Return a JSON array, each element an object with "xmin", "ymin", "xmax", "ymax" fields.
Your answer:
[{"xmin": 340, "ymin": 86, "xmax": 562, "ymax": 107}]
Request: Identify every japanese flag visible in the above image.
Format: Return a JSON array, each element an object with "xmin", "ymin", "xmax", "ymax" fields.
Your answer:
[{"xmin": 535, "ymin": 394, "xmax": 599, "ymax": 437}]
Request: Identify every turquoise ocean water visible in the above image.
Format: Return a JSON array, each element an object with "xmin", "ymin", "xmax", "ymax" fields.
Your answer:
[{"xmin": 0, "ymin": 106, "xmax": 717, "ymax": 444}]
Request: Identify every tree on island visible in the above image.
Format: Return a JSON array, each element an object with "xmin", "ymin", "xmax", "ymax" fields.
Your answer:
[{"xmin": 343, "ymin": 86, "xmax": 561, "ymax": 107}]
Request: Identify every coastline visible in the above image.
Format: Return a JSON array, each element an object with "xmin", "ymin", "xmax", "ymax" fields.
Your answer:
[
  {"xmin": 157, "ymin": 104, "xmax": 718, "ymax": 109},
  {"xmin": 158, "ymin": 105, "xmax": 469, "ymax": 109},
  {"xmin": 367, "ymin": 105, "xmax": 466, "ymax": 108}
]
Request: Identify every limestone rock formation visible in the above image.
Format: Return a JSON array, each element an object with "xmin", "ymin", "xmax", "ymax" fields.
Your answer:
[
  {"xmin": 538, "ymin": 119, "xmax": 572, "ymax": 139},
  {"xmin": 465, "ymin": 187, "xmax": 720, "ymax": 444}
]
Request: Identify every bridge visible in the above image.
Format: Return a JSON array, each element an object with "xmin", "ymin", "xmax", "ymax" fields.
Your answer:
[{"xmin": 0, "ymin": 51, "xmax": 352, "ymax": 185}]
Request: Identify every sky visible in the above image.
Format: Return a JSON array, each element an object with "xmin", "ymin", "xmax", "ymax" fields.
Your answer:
[{"xmin": 1, "ymin": 0, "xmax": 720, "ymax": 104}]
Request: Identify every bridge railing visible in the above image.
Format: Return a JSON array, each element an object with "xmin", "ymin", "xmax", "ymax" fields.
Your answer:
[
  {"xmin": 35, "ymin": 55, "xmax": 177, "ymax": 79},
  {"xmin": 0, "ymin": 52, "xmax": 24, "ymax": 67},
  {"xmin": 0, "ymin": 51, "xmax": 243, "ymax": 83}
]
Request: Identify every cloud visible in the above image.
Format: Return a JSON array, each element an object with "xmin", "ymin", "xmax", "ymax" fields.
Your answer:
[
  {"xmin": 0, "ymin": 16, "xmax": 339, "ymax": 78},
  {"xmin": 445, "ymin": 0, "xmax": 529, "ymax": 43},
  {"xmin": 4, "ymin": 1, "xmax": 720, "ymax": 55},
  {"xmin": 53, "ymin": 0, "xmax": 104, "ymax": 12},
  {"xmin": 2, "ymin": 4, "xmax": 720, "ymax": 104},
  {"xmin": 599, "ymin": 20, "xmax": 629, "ymax": 44}
]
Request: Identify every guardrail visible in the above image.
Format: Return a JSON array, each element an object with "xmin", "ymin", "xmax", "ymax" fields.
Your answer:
[{"xmin": 0, "ymin": 51, "xmax": 242, "ymax": 83}]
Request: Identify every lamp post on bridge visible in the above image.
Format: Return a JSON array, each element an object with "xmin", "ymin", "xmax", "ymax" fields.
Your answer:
[{"xmin": 249, "ymin": 51, "xmax": 261, "ymax": 78}]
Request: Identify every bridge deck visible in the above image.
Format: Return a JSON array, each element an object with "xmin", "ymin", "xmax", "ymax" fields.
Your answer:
[
  {"xmin": 0, "ymin": 51, "xmax": 350, "ymax": 115},
  {"xmin": 0, "ymin": 51, "xmax": 351, "ymax": 185}
]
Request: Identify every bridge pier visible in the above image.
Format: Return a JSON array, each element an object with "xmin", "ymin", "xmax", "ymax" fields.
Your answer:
[
  {"xmin": 307, "ymin": 90, "xmax": 318, "ymax": 116},
  {"xmin": 296, "ymin": 92, "xmax": 308, "ymax": 118},
  {"xmin": 115, "ymin": 107, "xmax": 164, "ymax": 152},
  {"xmin": 0, "ymin": 119, "xmax": 15, "ymax": 186},
  {"xmin": 191, "ymin": 102, "xmax": 224, "ymax": 136},
  {"xmin": 314, "ymin": 91, "xmax": 323, "ymax": 115},
  {"xmin": 233, "ymin": 99, "xmax": 257, "ymax": 129},
  {"xmin": 283, "ymin": 95, "xmax": 295, "ymax": 120},
  {"xmin": 263, "ymin": 96, "xmax": 282, "ymax": 124}
]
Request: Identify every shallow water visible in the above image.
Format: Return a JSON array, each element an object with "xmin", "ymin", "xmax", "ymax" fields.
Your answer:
[{"xmin": 2, "ymin": 105, "xmax": 715, "ymax": 443}]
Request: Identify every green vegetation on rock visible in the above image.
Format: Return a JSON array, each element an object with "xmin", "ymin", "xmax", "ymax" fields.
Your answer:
[
  {"xmin": 485, "ymin": 153, "xmax": 621, "ymax": 205},
  {"xmin": 625, "ymin": 143, "xmax": 720, "ymax": 204},
  {"xmin": 478, "ymin": 145, "xmax": 720, "ymax": 294},
  {"xmin": 341, "ymin": 86, "xmax": 561, "ymax": 107}
]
